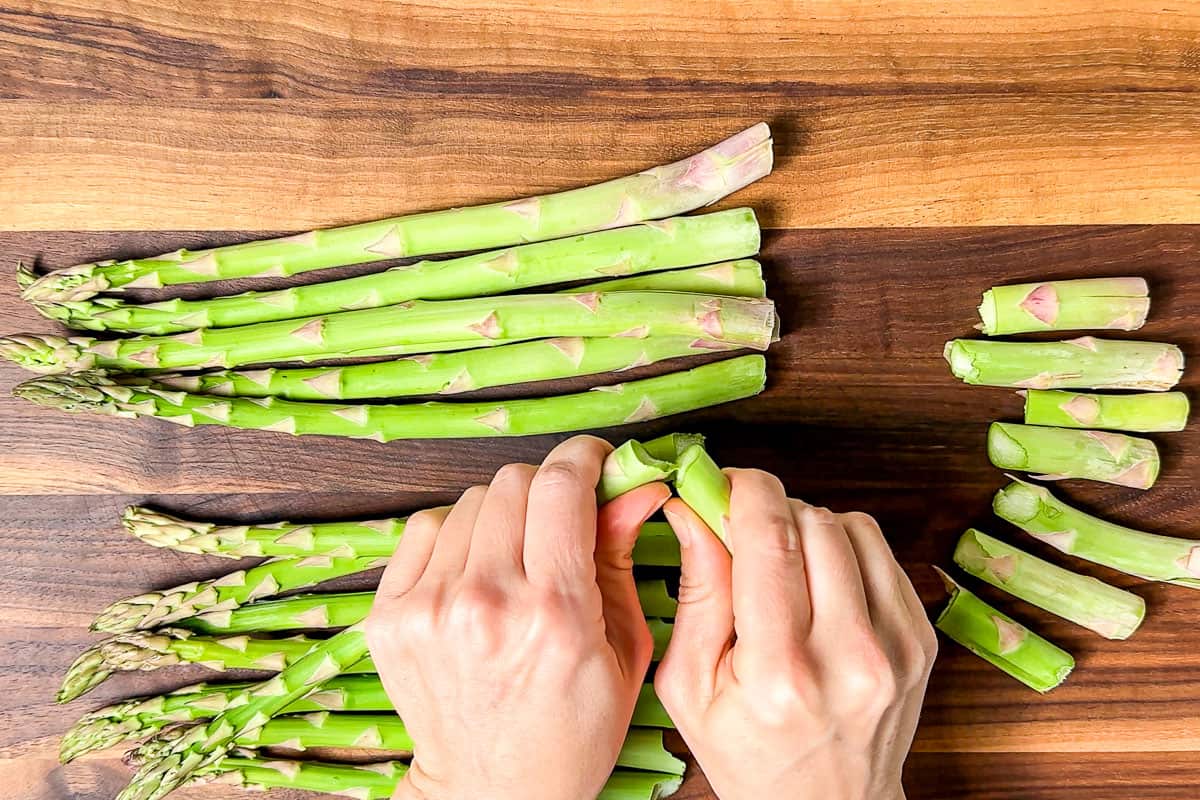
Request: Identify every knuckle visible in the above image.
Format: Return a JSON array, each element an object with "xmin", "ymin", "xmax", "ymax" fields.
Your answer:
[
  {"xmin": 840, "ymin": 511, "xmax": 881, "ymax": 533},
  {"xmin": 754, "ymin": 510, "xmax": 801, "ymax": 553},
  {"xmin": 748, "ymin": 668, "xmax": 815, "ymax": 726},
  {"xmin": 493, "ymin": 462, "xmax": 536, "ymax": 486},
  {"xmin": 653, "ymin": 668, "xmax": 689, "ymax": 714},
  {"xmin": 535, "ymin": 459, "xmax": 586, "ymax": 490},
  {"xmin": 405, "ymin": 507, "xmax": 445, "ymax": 533},
  {"xmin": 841, "ymin": 635, "xmax": 898, "ymax": 711}
]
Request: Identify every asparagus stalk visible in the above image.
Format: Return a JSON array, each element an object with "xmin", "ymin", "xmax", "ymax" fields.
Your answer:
[
  {"xmin": 92, "ymin": 555, "xmax": 385, "ymax": 634},
  {"xmin": 1023, "ymin": 389, "xmax": 1191, "ymax": 433},
  {"xmin": 15, "ymin": 356, "xmax": 768, "ymax": 441},
  {"xmin": 31, "ymin": 210, "xmax": 760, "ymax": 334},
  {"xmin": 62, "ymin": 676, "xmax": 674, "ymax": 762},
  {"xmin": 123, "ymin": 505, "xmax": 680, "ymax": 565},
  {"xmin": 178, "ymin": 584, "xmax": 677, "ymax": 635},
  {"xmin": 944, "ymin": 338, "xmax": 1184, "ymax": 391},
  {"xmin": 953, "ymin": 528, "xmax": 1145, "ymax": 640},
  {"xmin": 117, "ymin": 624, "xmax": 372, "ymax": 800},
  {"xmin": 194, "ymin": 755, "xmax": 683, "ymax": 800},
  {"xmin": 977, "ymin": 277, "xmax": 1149, "ymax": 335},
  {"xmin": 23, "ymin": 123, "xmax": 772, "ymax": 304},
  {"xmin": 987, "ymin": 422, "xmax": 1160, "ymax": 489},
  {"xmin": 1, "ymin": 291, "xmax": 777, "ymax": 374},
  {"xmin": 933, "ymin": 568, "xmax": 1074, "ymax": 693},
  {"xmin": 674, "ymin": 444, "xmax": 732, "ymax": 546},
  {"xmin": 993, "ymin": 480, "xmax": 1200, "ymax": 588}
]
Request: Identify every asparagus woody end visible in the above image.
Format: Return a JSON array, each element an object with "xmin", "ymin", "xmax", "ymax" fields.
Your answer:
[
  {"xmin": 987, "ymin": 422, "xmax": 1160, "ymax": 489},
  {"xmin": 977, "ymin": 277, "xmax": 1150, "ymax": 336}
]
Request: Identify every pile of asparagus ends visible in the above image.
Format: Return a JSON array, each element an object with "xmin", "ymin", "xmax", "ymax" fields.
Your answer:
[
  {"xmin": 56, "ymin": 434, "xmax": 733, "ymax": 800},
  {"xmin": 5, "ymin": 125, "xmax": 779, "ymax": 440},
  {"xmin": 936, "ymin": 277, "xmax": 1193, "ymax": 692}
]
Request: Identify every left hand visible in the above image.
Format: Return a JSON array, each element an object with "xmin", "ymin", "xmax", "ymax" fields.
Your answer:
[{"xmin": 366, "ymin": 435, "xmax": 671, "ymax": 800}]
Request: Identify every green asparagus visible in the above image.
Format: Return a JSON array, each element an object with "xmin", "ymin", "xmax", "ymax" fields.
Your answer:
[
  {"xmin": 993, "ymin": 480, "xmax": 1200, "ymax": 588},
  {"xmin": 987, "ymin": 422, "xmax": 1160, "ymax": 489},
  {"xmin": 944, "ymin": 338, "xmax": 1184, "ymax": 391},
  {"xmin": 92, "ymin": 555, "xmax": 385, "ymax": 634},
  {"xmin": 23, "ymin": 123, "xmax": 773, "ymax": 303},
  {"xmin": 674, "ymin": 444, "xmax": 732, "ymax": 546},
  {"xmin": 31, "ymin": 210, "xmax": 760, "ymax": 334},
  {"xmin": 1022, "ymin": 389, "xmax": 1190, "ymax": 433},
  {"xmin": 977, "ymin": 277, "xmax": 1149, "ymax": 335},
  {"xmin": 15, "ymin": 356, "xmax": 768, "ymax": 441},
  {"xmin": 954, "ymin": 528, "xmax": 1145, "ymax": 640},
  {"xmin": 933, "ymin": 568, "xmax": 1074, "ymax": 693},
  {"xmin": 1, "ymin": 291, "xmax": 777, "ymax": 374}
]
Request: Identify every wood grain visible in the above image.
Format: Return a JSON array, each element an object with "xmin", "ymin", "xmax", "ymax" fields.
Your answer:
[
  {"xmin": 3, "ymin": 1, "xmax": 1200, "ymax": 99},
  {"xmin": 4, "ymin": 93, "xmax": 1200, "ymax": 230}
]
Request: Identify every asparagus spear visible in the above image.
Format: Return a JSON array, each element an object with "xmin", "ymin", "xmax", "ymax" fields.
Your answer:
[
  {"xmin": 23, "ymin": 123, "xmax": 773, "ymax": 304},
  {"xmin": 123, "ymin": 505, "xmax": 680, "ymax": 565},
  {"xmin": 179, "ymin": 585, "xmax": 677, "ymax": 634},
  {"xmin": 993, "ymin": 480, "xmax": 1200, "ymax": 588},
  {"xmin": 977, "ymin": 277, "xmax": 1149, "ymax": 335},
  {"xmin": 933, "ymin": 568, "xmax": 1074, "ymax": 693},
  {"xmin": 944, "ymin": 338, "xmax": 1184, "ymax": 391},
  {"xmin": 92, "ymin": 555, "xmax": 385, "ymax": 634},
  {"xmin": 987, "ymin": 422, "xmax": 1160, "ymax": 489},
  {"xmin": 953, "ymin": 528, "xmax": 1146, "ymax": 640},
  {"xmin": 35, "ymin": 210, "xmax": 760, "ymax": 334},
  {"xmin": 1, "ymin": 291, "xmax": 777, "ymax": 374},
  {"xmin": 15, "ymin": 356, "xmax": 768, "ymax": 441},
  {"xmin": 193, "ymin": 755, "xmax": 684, "ymax": 800},
  {"xmin": 1023, "ymin": 389, "xmax": 1191, "ymax": 433},
  {"xmin": 62, "ymin": 676, "xmax": 674, "ymax": 762},
  {"xmin": 117, "ymin": 624, "xmax": 372, "ymax": 800},
  {"xmin": 674, "ymin": 444, "xmax": 732, "ymax": 547}
]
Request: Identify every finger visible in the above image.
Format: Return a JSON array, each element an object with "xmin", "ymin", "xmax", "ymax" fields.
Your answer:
[
  {"xmin": 656, "ymin": 498, "xmax": 734, "ymax": 708},
  {"xmin": 595, "ymin": 482, "xmax": 671, "ymax": 681},
  {"xmin": 523, "ymin": 435, "xmax": 612, "ymax": 589},
  {"xmin": 466, "ymin": 463, "xmax": 536, "ymax": 578},
  {"xmin": 724, "ymin": 469, "xmax": 812, "ymax": 653},
  {"xmin": 421, "ymin": 485, "xmax": 487, "ymax": 581},
  {"xmin": 790, "ymin": 499, "xmax": 871, "ymax": 636},
  {"xmin": 375, "ymin": 506, "xmax": 450, "ymax": 601}
]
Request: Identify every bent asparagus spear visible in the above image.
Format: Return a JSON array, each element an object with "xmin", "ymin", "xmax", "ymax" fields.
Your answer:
[
  {"xmin": 15, "ymin": 356, "xmax": 768, "ymax": 441},
  {"xmin": 22, "ymin": 123, "xmax": 773, "ymax": 303},
  {"xmin": 674, "ymin": 444, "xmax": 732, "ymax": 547},
  {"xmin": 977, "ymin": 277, "xmax": 1149, "ymax": 336},
  {"xmin": 33, "ymin": 209, "xmax": 759, "ymax": 334},
  {"xmin": 933, "ymin": 568, "xmax": 1074, "ymax": 693},
  {"xmin": 953, "ymin": 528, "xmax": 1145, "ymax": 640},
  {"xmin": 1, "ymin": 291, "xmax": 777, "ymax": 374},
  {"xmin": 944, "ymin": 338, "xmax": 1183, "ymax": 391},
  {"xmin": 1022, "ymin": 389, "xmax": 1190, "ymax": 433},
  {"xmin": 993, "ymin": 480, "xmax": 1200, "ymax": 588},
  {"xmin": 987, "ymin": 422, "xmax": 1160, "ymax": 489}
]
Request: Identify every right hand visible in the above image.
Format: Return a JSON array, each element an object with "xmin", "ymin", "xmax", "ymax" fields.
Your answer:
[{"xmin": 656, "ymin": 469, "xmax": 936, "ymax": 800}]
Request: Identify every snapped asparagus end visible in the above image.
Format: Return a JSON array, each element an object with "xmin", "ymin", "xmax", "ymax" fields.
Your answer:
[{"xmin": 977, "ymin": 290, "xmax": 999, "ymax": 335}]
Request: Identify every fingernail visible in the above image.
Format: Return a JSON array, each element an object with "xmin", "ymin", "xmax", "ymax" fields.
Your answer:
[{"xmin": 663, "ymin": 507, "xmax": 692, "ymax": 547}]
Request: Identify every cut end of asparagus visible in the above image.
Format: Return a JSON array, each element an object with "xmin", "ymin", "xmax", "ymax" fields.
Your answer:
[
  {"xmin": 992, "ymin": 480, "xmax": 1047, "ymax": 527},
  {"xmin": 20, "ymin": 261, "xmax": 113, "ymax": 303},
  {"xmin": 976, "ymin": 278, "xmax": 1150, "ymax": 336},
  {"xmin": 0, "ymin": 334, "xmax": 98, "ymax": 375},
  {"xmin": 987, "ymin": 422, "xmax": 1160, "ymax": 490}
]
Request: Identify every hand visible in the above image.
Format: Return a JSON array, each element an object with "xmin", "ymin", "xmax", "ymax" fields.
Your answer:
[
  {"xmin": 656, "ymin": 469, "xmax": 936, "ymax": 800},
  {"xmin": 366, "ymin": 436, "xmax": 671, "ymax": 800}
]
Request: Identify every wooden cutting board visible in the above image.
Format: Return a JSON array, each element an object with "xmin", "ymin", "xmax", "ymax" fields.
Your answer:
[{"xmin": 1, "ymin": 3, "xmax": 1198, "ymax": 798}]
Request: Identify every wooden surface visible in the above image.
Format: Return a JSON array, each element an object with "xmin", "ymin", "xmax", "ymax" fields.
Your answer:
[{"xmin": 1, "ymin": 3, "xmax": 1199, "ymax": 799}]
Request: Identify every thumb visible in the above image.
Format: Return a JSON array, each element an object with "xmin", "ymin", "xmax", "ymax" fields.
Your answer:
[
  {"xmin": 595, "ymin": 481, "xmax": 671, "ymax": 682},
  {"xmin": 656, "ymin": 498, "xmax": 734, "ymax": 710}
]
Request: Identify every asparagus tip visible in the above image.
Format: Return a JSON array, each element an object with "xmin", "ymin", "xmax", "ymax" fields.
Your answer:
[
  {"xmin": 1, "ymin": 334, "xmax": 100, "ymax": 375},
  {"xmin": 58, "ymin": 630, "xmax": 186, "ymax": 703},
  {"xmin": 19, "ymin": 261, "xmax": 109, "ymax": 303},
  {"xmin": 14, "ymin": 371, "xmax": 130, "ymax": 414}
]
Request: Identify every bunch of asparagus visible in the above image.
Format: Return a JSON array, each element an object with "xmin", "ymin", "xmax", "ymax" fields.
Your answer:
[
  {"xmin": 56, "ymin": 434, "xmax": 734, "ymax": 800},
  {"xmin": 935, "ymin": 277, "xmax": 1193, "ymax": 692},
  {"xmin": 5, "ymin": 126, "xmax": 779, "ymax": 441}
]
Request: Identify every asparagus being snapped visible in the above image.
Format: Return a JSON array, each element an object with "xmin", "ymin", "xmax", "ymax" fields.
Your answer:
[
  {"xmin": 993, "ymin": 480, "xmax": 1200, "ymax": 589},
  {"xmin": 15, "ymin": 356, "xmax": 768, "ymax": 441},
  {"xmin": 194, "ymin": 756, "xmax": 684, "ymax": 800},
  {"xmin": 1, "ymin": 291, "xmax": 777, "ymax": 375},
  {"xmin": 933, "ymin": 568, "xmax": 1074, "ymax": 693},
  {"xmin": 22, "ymin": 123, "xmax": 773, "ymax": 304},
  {"xmin": 34, "ymin": 209, "xmax": 760, "ymax": 334},
  {"xmin": 117, "ymin": 624, "xmax": 372, "ymax": 800},
  {"xmin": 674, "ymin": 444, "xmax": 732, "ymax": 547},
  {"xmin": 92, "ymin": 555, "xmax": 385, "ymax": 634},
  {"xmin": 953, "ymin": 529, "xmax": 1145, "ymax": 640},
  {"xmin": 945, "ymin": 337, "xmax": 1185, "ymax": 391},
  {"xmin": 62, "ymin": 676, "xmax": 674, "ymax": 763},
  {"xmin": 977, "ymin": 277, "xmax": 1149, "ymax": 336},
  {"xmin": 1023, "ymin": 389, "xmax": 1191, "ymax": 433},
  {"xmin": 987, "ymin": 422, "xmax": 1160, "ymax": 489}
]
